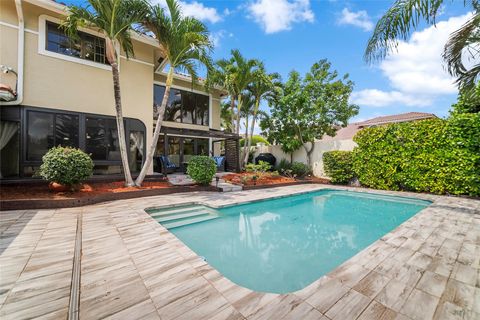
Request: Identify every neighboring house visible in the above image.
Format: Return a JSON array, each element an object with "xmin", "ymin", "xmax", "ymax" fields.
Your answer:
[
  {"xmin": 0, "ymin": 0, "xmax": 238, "ymax": 180},
  {"xmin": 321, "ymin": 112, "xmax": 437, "ymax": 142},
  {"xmin": 254, "ymin": 112, "xmax": 437, "ymax": 177}
]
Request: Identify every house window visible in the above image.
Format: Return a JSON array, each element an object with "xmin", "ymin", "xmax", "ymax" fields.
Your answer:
[
  {"xmin": 85, "ymin": 117, "xmax": 120, "ymax": 161},
  {"xmin": 46, "ymin": 21, "xmax": 107, "ymax": 64},
  {"xmin": 26, "ymin": 111, "xmax": 79, "ymax": 161},
  {"xmin": 153, "ymin": 85, "xmax": 209, "ymax": 126}
]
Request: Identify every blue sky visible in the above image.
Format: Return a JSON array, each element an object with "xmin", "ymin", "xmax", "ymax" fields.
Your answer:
[{"xmin": 65, "ymin": 0, "xmax": 471, "ymax": 122}]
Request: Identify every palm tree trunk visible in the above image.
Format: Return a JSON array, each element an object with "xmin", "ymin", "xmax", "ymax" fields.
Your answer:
[
  {"xmin": 236, "ymin": 94, "xmax": 243, "ymax": 136},
  {"xmin": 230, "ymin": 98, "xmax": 236, "ymax": 133},
  {"xmin": 243, "ymin": 99, "xmax": 259, "ymax": 166},
  {"xmin": 243, "ymin": 113, "xmax": 249, "ymax": 167},
  {"xmin": 135, "ymin": 68, "xmax": 174, "ymax": 186},
  {"xmin": 111, "ymin": 62, "xmax": 135, "ymax": 187}
]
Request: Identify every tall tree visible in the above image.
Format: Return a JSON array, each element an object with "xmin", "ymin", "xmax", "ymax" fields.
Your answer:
[
  {"xmin": 63, "ymin": 0, "xmax": 149, "ymax": 186},
  {"xmin": 209, "ymin": 50, "xmax": 260, "ymax": 135},
  {"xmin": 261, "ymin": 60, "xmax": 359, "ymax": 166},
  {"xmin": 135, "ymin": 0, "xmax": 213, "ymax": 186},
  {"xmin": 242, "ymin": 66, "xmax": 279, "ymax": 166},
  {"xmin": 365, "ymin": 0, "xmax": 480, "ymax": 90}
]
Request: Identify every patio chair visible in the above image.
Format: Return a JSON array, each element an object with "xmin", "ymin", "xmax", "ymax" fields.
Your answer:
[
  {"xmin": 155, "ymin": 155, "xmax": 178, "ymax": 175},
  {"xmin": 212, "ymin": 156, "xmax": 226, "ymax": 172}
]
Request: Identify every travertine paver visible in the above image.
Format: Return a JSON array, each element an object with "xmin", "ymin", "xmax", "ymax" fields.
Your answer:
[{"xmin": 0, "ymin": 184, "xmax": 479, "ymax": 319}]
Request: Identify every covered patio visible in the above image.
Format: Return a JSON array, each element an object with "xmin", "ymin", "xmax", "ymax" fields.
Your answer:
[{"xmin": 154, "ymin": 126, "xmax": 240, "ymax": 175}]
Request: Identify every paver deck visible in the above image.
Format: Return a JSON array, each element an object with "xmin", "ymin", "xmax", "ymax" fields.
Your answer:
[{"xmin": 0, "ymin": 185, "xmax": 479, "ymax": 320}]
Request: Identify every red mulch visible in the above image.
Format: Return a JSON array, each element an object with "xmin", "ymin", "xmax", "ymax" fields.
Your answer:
[
  {"xmin": 222, "ymin": 172, "xmax": 296, "ymax": 186},
  {"xmin": 0, "ymin": 180, "xmax": 172, "ymax": 200}
]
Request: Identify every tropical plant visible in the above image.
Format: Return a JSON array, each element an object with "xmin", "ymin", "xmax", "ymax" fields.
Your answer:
[
  {"xmin": 323, "ymin": 151, "xmax": 355, "ymax": 184},
  {"xmin": 210, "ymin": 50, "xmax": 261, "ymax": 135},
  {"xmin": 186, "ymin": 156, "xmax": 216, "ymax": 185},
  {"xmin": 290, "ymin": 162, "xmax": 312, "ymax": 178},
  {"xmin": 39, "ymin": 147, "xmax": 94, "ymax": 187},
  {"xmin": 135, "ymin": 0, "xmax": 213, "ymax": 186},
  {"xmin": 220, "ymin": 101, "xmax": 234, "ymax": 132},
  {"xmin": 261, "ymin": 60, "xmax": 359, "ymax": 167},
  {"xmin": 245, "ymin": 161, "xmax": 271, "ymax": 174},
  {"xmin": 240, "ymin": 92, "xmax": 255, "ymax": 162},
  {"xmin": 242, "ymin": 66, "xmax": 279, "ymax": 166},
  {"xmin": 239, "ymin": 135, "xmax": 270, "ymax": 147},
  {"xmin": 63, "ymin": 0, "xmax": 149, "ymax": 186},
  {"xmin": 365, "ymin": 0, "xmax": 480, "ymax": 90}
]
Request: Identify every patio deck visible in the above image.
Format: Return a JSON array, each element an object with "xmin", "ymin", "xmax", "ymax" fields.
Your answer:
[{"xmin": 0, "ymin": 185, "xmax": 479, "ymax": 320}]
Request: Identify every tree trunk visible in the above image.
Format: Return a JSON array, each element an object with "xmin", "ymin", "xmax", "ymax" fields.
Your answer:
[
  {"xmin": 110, "ymin": 62, "xmax": 135, "ymax": 187},
  {"xmin": 243, "ymin": 113, "xmax": 249, "ymax": 167},
  {"xmin": 230, "ymin": 98, "xmax": 236, "ymax": 133},
  {"xmin": 135, "ymin": 68, "xmax": 173, "ymax": 186},
  {"xmin": 236, "ymin": 94, "xmax": 243, "ymax": 136},
  {"xmin": 243, "ymin": 99, "xmax": 259, "ymax": 167},
  {"xmin": 303, "ymin": 141, "xmax": 315, "ymax": 168}
]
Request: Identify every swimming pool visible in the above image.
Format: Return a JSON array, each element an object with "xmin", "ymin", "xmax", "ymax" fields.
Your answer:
[{"xmin": 148, "ymin": 190, "xmax": 430, "ymax": 293}]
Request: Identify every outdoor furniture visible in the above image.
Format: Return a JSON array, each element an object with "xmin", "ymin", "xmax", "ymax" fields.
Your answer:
[
  {"xmin": 155, "ymin": 155, "xmax": 178, "ymax": 175},
  {"xmin": 212, "ymin": 156, "xmax": 226, "ymax": 172}
]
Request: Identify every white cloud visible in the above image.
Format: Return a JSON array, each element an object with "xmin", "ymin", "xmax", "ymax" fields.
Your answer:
[
  {"xmin": 248, "ymin": 0, "xmax": 314, "ymax": 34},
  {"xmin": 337, "ymin": 8, "xmax": 373, "ymax": 32},
  {"xmin": 209, "ymin": 30, "xmax": 233, "ymax": 48},
  {"xmin": 351, "ymin": 13, "xmax": 472, "ymax": 108},
  {"xmin": 351, "ymin": 89, "xmax": 432, "ymax": 107},
  {"xmin": 154, "ymin": 0, "xmax": 221, "ymax": 23}
]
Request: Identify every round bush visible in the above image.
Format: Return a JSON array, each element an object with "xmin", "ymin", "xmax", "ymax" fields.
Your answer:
[
  {"xmin": 39, "ymin": 146, "xmax": 94, "ymax": 186},
  {"xmin": 186, "ymin": 156, "xmax": 216, "ymax": 185}
]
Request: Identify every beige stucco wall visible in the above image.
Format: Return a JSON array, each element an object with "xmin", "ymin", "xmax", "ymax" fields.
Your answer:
[
  {"xmin": 254, "ymin": 139, "xmax": 357, "ymax": 178},
  {"xmin": 1, "ymin": 0, "xmax": 224, "ymax": 174}
]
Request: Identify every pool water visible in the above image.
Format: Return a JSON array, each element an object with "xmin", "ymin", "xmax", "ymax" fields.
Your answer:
[{"xmin": 168, "ymin": 190, "xmax": 430, "ymax": 293}]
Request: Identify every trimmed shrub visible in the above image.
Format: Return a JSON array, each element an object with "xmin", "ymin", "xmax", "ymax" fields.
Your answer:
[
  {"xmin": 323, "ymin": 151, "xmax": 355, "ymax": 184},
  {"xmin": 187, "ymin": 156, "xmax": 216, "ymax": 185},
  {"xmin": 352, "ymin": 115, "xmax": 480, "ymax": 196},
  {"xmin": 39, "ymin": 146, "xmax": 94, "ymax": 186},
  {"xmin": 291, "ymin": 162, "xmax": 311, "ymax": 177}
]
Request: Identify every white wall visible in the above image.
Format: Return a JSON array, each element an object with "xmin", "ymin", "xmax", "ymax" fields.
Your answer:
[{"xmin": 253, "ymin": 139, "xmax": 357, "ymax": 178}]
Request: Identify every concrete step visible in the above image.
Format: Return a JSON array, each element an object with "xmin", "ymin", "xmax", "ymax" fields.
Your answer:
[
  {"xmin": 155, "ymin": 210, "xmax": 211, "ymax": 223},
  {"xmin": 162, "ymin": 215, "xmax": 219, "ymax": 229}
]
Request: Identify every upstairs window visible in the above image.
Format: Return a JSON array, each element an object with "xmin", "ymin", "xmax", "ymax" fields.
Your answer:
[{"xmin": 46, "ymin": 21, "xmax": 107, "ymax": 65}]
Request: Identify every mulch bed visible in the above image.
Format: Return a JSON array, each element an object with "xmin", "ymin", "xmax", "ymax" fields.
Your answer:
[
  {"xmin": 222, "ymin": 172, "xmax": 330, "ymax": 188},
  {"xmin": 0, "ymin": 180, "xmax": 217, "ymax": 211}
]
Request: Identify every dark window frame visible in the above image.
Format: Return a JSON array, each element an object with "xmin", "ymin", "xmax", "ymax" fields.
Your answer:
[
  {"xmin": 17, "ymin": 106, "xmax": 146, "ymax": 178},
  {"xmin": 46, "ymin": 21, "xmax": 108, "ymax": 65},
  {"xmin": 153, "ymin": 84, "xmax": 210, "ymax": 126}
]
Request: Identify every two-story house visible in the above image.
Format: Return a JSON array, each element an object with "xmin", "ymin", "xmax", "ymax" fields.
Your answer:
[{"xmin": 0, "ymin": 0, "xmax": 239, "ymax": 180}]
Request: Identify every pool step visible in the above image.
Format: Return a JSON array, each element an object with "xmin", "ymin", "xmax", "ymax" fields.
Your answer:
[
  {"xmin": 148, "ymin": 205, "xmax": 219, "ymax": 229},
  {"xmin": 149, "ymin": 205, "xmax": 206, "ymax": 218},
  {"xmin": 162, "ymin": 215, "xmax": 218, "ymax": 229},
  {"xmin": 155, "ymin": 209, "xmax": 211, "ymax": 222}
]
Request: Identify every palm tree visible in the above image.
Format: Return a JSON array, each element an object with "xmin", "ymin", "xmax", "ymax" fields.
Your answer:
[
  {"xmin": 365, "ymin": 0, "xmax": 479, "ymax": 90},
  {"xmin": 63, "ymin": 0, "xmax": 149, "ymax": 186},
  {"xmin": 239, "ymin": 93, "xmax": 255, "ymax": 163},
  {"xmin": 135, "ymin": 0, "xmax": 213, "ymax": 186},
  {"xmin": 220, "ymin": 101, "xmax": 234, "ymax": 132},
  {"xmin": 242, "ymin": 67, "xmax": 280, "ymax": 166}
]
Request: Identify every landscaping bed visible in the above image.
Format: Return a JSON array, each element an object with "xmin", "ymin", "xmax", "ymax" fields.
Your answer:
[
  {"xmin": 0, "ymin": 180, "xmax": 217, "ymax": 211},
  {"xmin": 222, "ymin": 172, "xmax": 330, "ymax": 188}
]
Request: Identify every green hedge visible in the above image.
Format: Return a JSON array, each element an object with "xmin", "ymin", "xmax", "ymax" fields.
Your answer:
[
  {"xmin": 323, "ymin": 151, "xmax": 355, "ymax": 184},
  {"xmin": 352, "ymin": 114, "xmax": 480, "ymax": 196}
]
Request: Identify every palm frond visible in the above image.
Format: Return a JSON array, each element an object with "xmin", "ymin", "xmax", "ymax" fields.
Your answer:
[
  {"xmin": 443, "ymin": 10, "xmax": 480, "ymax": 90},
  {"xmin": 365, "ymin": 0, "xmax": 444, "ymax": 63}
]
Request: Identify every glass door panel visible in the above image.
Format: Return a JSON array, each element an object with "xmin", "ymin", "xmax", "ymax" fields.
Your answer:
[{"xmin": 168, "ymin": 137, "xmax": 180, "ymax": 167}]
